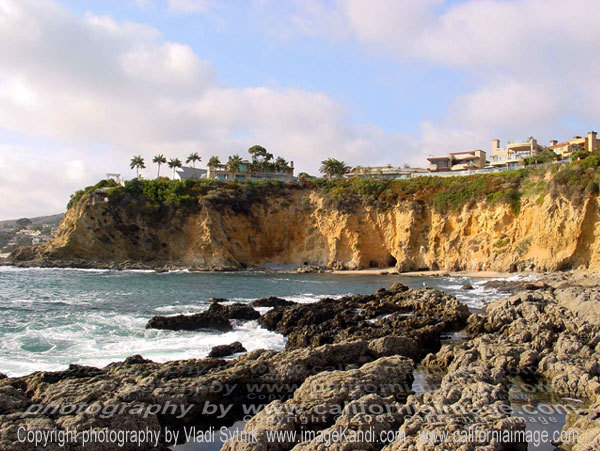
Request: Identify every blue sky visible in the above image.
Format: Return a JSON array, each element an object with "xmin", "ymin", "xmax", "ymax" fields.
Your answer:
[{"xmin": 1, "ymin": 0, "xmax": 599, "ymax": 218}]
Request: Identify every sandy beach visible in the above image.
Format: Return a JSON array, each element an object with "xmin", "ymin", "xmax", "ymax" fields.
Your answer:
[{"xmin": 332, "ymin": 267, "xmax": 524, "ymax": 279}]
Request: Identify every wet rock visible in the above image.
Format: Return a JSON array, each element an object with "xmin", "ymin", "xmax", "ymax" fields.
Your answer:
[
  {"xmin": 259, "ymin": 287, "xmax": 469, "ymax": 354},
  {"xmin": 0, "ymin": 335, "xmax": 412, "ymax": 450},
  {"xmin": 209, "ymin": 297, "xmax": 229, "ymax": 303},
  {"xmin": 123, "ymin": 355, "xmax": 153, "ymax": 365},
  {"xmin": 0, "ymin": 373, "xmax": 6, "ymax": 380},
  {"xmin": 482, "ymin": 278, "xmax": 552, "ymax": 293},
  {"xmin": 145, "ymin": 302, "xmax": 260, "ymax": 331},
  {"xmin": 296, "ymin": 265, "xmax": 329, "ymax": 273},
  {"xmin": 461, "ymin": 282, "xmax": 474, "ymax": 290},
  {"xmin": 208, "ymin": 341, "xmax": 247, "ymax": 358},
  {"xmin": 146, "ymin": 310, "xmax": 232, "ymax": 331},
  {"xmin": 36, "ymin": 364, "xmax": 105, "ymax": 384},
  {"xmin": 250, "ymin": 297, "xmax": 296, "ymax": 308},
  {"xmin": 420, "ymin": 288, "xmax": 600, "ymax": 448},
  {"xmin": 222, "ymin": 356, "xmax": 413, "ymax": 450},
  {"xmin": 389, "ymin": 282, "xmax": 409, "ymax": 292}
]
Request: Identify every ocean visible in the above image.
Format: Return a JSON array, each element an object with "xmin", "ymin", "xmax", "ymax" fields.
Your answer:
[{"xmin": 0, "ymin": 266, "xmax": 513, "ymax": 378}]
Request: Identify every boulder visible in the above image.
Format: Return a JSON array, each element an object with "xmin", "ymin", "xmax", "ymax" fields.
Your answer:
[
  {"xmin": 145, "ymin": 302, "xmax": 260, "ymax": 331},
  {"xmin": 208, "ymin": 341, "xmax": 247, "ymax": 358},
  {"xmin": 250, "ymin": 297, "xmax": 296, "ymax": 308}
]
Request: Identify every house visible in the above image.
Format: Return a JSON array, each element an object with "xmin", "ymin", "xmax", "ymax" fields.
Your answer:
[
  {"xmin": 427, "ymin": 150, "xmax": 487, "ymax": 172},
  {"xmin": 345, "ymin": 166, "xmax": 428, "ymax": 179},
  {"xmin": 207, "ymin": 159, "xmax": 294, "ymax": 182},
  {"xmin": 490, "ymin": 138, "xmax": 544, "ymax": 169},
  {"xmin": 175, "ymin": 167, "xmax": 207, "ymax": 180},
  {"xmin": 548, "ymin": 131, "xmax": 599, "ymax": 158}
]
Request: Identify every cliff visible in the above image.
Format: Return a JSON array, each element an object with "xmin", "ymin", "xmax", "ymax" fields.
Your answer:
[{"xmin": 10, "ymin": 163, "xmax": 600, "ymax": 272}]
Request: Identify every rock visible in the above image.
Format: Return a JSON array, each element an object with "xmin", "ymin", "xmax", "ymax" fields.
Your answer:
[
  {"xmin": 146, "ymin": 311, "xmax": 232, "ymax": 331},
  {"xmin": 367, "ymin": 335, "xmax": 418, "ymax": 358},
  {"xmin": 218, "ymin": 303, "xmax": 261, "ymax": 320},
  {"xmin": 222, "ymin": 356, "xmax": 413, "ymax": 450},
  {"xmin": 482, "ymin": 278, "xmax": 552, "ymax": 293},
  {"xmin": 259, "ymin": 287, "xmax": 469, "ymax": 355},
  {"xmin": 461, "ymin": 282, "xmax": 474, "ymax": 290},
  {"xmin": 209, "ymin": 297, "xmax": 229, "ymax": 303},
  {"xmin": 208, "ymin": 341, "xmax": 247, "ymax": 358},
  {"xmin": 380, "ymin": 271, "xmax": 389, "ymax": 275},
  {"xmin": 0, "ymin": 373, "xmax": 6, "ymax": 380},
  {"xmin": 123, "ymin": 354, "xmax": 153, "ymax": 365},
  {"xmin": 296, "ymin": 265, "xmax": 327, "ymax": 273},
  {"xmin": 0, "ymin": 338, "xmax": 413, "ymax": 450},
  {"xmin": 389, "ymin": 282, "xmax": 409, "ymax": 292},
  {"xmin": 145, "ymin": 302, "xmax": 260, "ymax": 331},
  {"xmin": 250, "ymin": 297, "xmax": 296, "ymax": 308},
  {"xmin": 420, "ymin": 287, "xmax": 600, "ymax": 449}
]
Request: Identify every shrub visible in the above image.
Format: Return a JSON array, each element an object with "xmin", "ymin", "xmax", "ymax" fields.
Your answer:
[
  {"xmin": 585, "ymin": 181, "xmax": 600, "ymax": 195},
  {"xmin": 523, "ymin": 149, "xmax": 557, "ymax": 166}
]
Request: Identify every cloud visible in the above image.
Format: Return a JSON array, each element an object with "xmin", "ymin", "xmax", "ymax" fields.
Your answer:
[
  {"xmin": 0, "ymin": 145, "xmax": 112, "ymax": 218},
  {"xmin": 281, "ymin": 0, "xmax": 600, "ymax": 147},
  {"xmin": 0, "ymin": 0, "xmax": 412, "ymax": 218},
  {"xmin": 167, "ymin": 0, "xmax": 212, "ymax": 14}
]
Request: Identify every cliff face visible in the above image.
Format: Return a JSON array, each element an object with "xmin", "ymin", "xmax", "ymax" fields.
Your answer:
[{"xmin": 15, "ymin": 183, "xmax": 600, "ymax": 272}]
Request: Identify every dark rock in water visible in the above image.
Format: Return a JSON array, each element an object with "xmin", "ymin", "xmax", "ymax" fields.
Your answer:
[
  {"xmin": 219, "ymin": 303, "xmax": 261, "ymax": 320},
  {"xmin": 146, "ymin": 311, "xmax": 232, "ymax": 331},
  {"xmin": 483, "ymin": 279, "xmax": 552, "ymax": 293},
  {"xmin": 0, "ymin": 338, "xmax": 413, "ymax": 450},
  {"xmin": 251, "ymin": 297, "xmax": 296, "ymax": 308},
  {"xmin": 208, "ymin": 341, "xmax": 247, "ymax": 358},
  {"xmin": 0, "ymin": 373, "xmax": 6, "ymax": 380},
  {"xmin": 209, "ymin": 297, "xmax": 229, "ymax": 303},
  {"xmin": 259, "ymin": 287, "xmax": 469, "ymax": 355},
  {"xmin": 461, "ymin": 283, "xmax": 474, "ymax": 290},
  {"xmin": 146, "ymin": 303, "xmax": 260, "ymax": 331},
  {"xmin": 124, "ymin": 355, "xmax": 153, "ymax": 365},
  {"xmin": 296, "ymin": 265, "xmax": 329, "ymax": 273}
]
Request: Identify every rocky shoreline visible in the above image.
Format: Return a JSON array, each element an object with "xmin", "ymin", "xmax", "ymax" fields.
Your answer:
[{"xmin": 1, "ymin": 273, "xmax": 599, "ymax": 449}]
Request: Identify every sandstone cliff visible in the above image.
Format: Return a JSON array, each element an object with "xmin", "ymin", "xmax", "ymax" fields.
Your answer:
[{"xmin": 11, "ymin": 166, "xmax": 600, "ymax": 272}]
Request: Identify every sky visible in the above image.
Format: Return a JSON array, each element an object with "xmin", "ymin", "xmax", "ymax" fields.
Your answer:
[{"xmin": 1, "ymin": 0, "xmax": 600, "ymax": 219}]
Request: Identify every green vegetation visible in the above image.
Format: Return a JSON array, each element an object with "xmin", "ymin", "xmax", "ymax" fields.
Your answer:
[
  {"xmin": 207, "ymin": 156, "xmax": 221, "ymax": 168},
  {"xmin": 67, "ymin": 179, "xmax": 120, "ymax": 209},
  {"xmin": 68, "ymin": 157, "xmax": 600, "ymax": 217},
  {"xmin": 167, "ymin": 158, "xmax": 182, "ymax": 179},
  {"xmin": 319, "ymin": 158, "xmax": 348, "ymax": 178},
  {"xmin": 523, "ymin": 149, "xmax": 557, "ymax": 166},
  {"xmin": 228, "ymin": 154, "xmax": 243, "ymax": 173},
  {"xmin": 186, "ymin": 152, "xmax": 201, "ymax": 169},
  {"xmin": 130, "ymin": 155, "xmax": 145, "ymax": 179},
  {"xmin": 152, "ymin": 154, "xmax": 167, "ymax": 178}
]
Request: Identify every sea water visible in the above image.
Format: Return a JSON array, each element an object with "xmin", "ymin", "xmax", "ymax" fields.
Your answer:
[{"xmin": 0, "ymin": 266, "xmax": 513, "ymax": 377}]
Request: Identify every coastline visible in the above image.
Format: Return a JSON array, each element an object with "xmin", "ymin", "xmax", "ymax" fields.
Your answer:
[
  {"xmin": 1, "ymin": 273, "xmax": 599, "ymax": 450},
  {"xmin": 331, "ymin": 267, "xmax": 523, "ymax": 279},
  {"xmin": 4, "ymin": 257, "xmax": 537, "ymax": 279}
]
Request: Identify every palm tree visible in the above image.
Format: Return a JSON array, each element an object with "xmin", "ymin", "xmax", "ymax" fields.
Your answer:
[
  {"xmin": 186, "ymin": 152, "xmax": 201, "ymax": 169},
  {"xmin": 228, "ymin": 154, "xmax": 243, "ymax": 180},
  {"xmin": 319, "ymin": 158, "xmax": 348, "ymax": 178},
  {"xmin": 207, "ymin": 156, "xmax": 221, "ymax": 168},
  {"xmin": 152, "ymin": 154, "xmax": 167, "ymax": 178},
  {"xmin": 130, "ymin": 155, "xmax": 145, "ymax": 179},
  {"xmin": 168, "ymin": 158, "xmax": 182, "ymax": 180}
]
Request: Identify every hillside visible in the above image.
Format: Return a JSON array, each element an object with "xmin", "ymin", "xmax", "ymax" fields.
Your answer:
[
  {"xmin": 0, "ymin": 213, "xmax": 64, "ymax": 229},
  {"xmin": 9, "ymin": 159, "xmax": 600, "ymax": 272}
]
